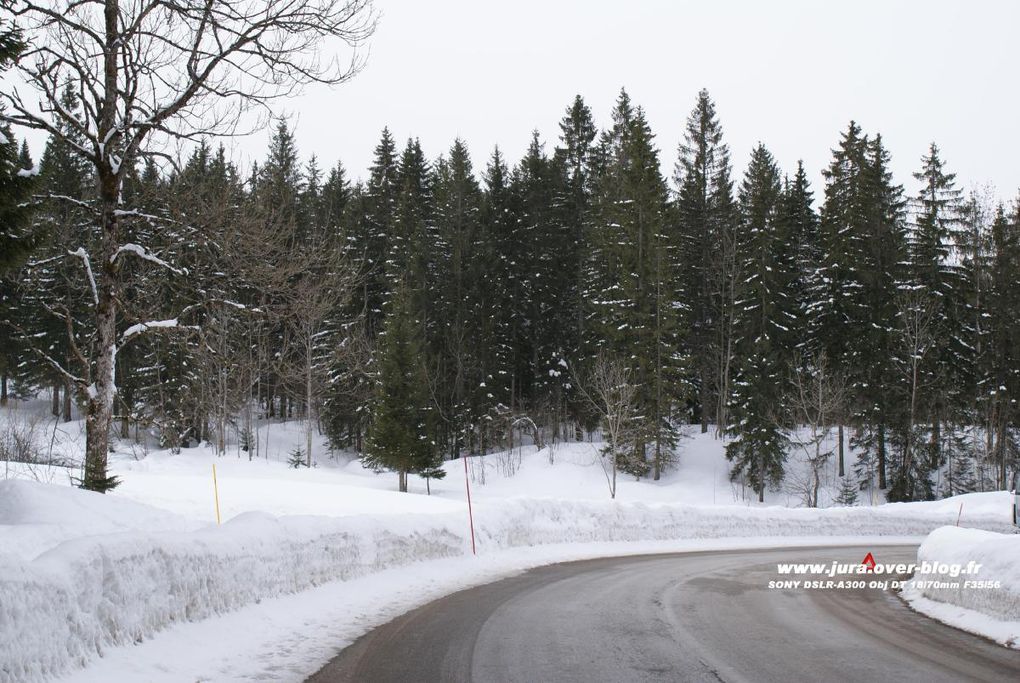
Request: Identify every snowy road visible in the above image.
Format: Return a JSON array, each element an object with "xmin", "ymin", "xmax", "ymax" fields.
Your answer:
[{"xmin": 307, "ymin": 546, "xmax": 1020, "ymax": 682}]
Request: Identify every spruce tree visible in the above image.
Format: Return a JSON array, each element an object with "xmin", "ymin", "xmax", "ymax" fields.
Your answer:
[
  {"xmin": 513, "ymin": 132, "xmax": 576, "ymax": 431},
  {"xmin": 725, "ymin": 144, "xmax": 791, "ymax": 502},
  {"xmin": 0, "ymin": 15, "xmax": 34, "ymax": 272},
  {"xmin": 906, "ymin": 143, "xmax": 968, "ymax": 476},
  {"xmin": 432, "ymin": 139, "xmax": 483, "ymax": 456},
  {"xmin": 858, "ymin": 134, "xmax": 909, "ymax": 498},
  {"xmin": 552, "ymin": 96, "xmax": 598, "ymax": 430},
  {"xmin": 779, "ymin": 161, "xmax": 819, "ymax": 361},
  {"xmin": 809, "ymin": 122, "xmax": 906, "ymax": 494},
  {"xmin": 364, "ymin": 282, "xmax": 443, "ymax": 492},
  {"xmin": 985, "ymin": 204, "xmax": 1020, "ymax": 488},
  {"xmin": 358, "ymin": 128, "xmax": 399, "ymax": 336},
  {"xmin": 587, "ymin": 90, "xmax": 684, "ymax": 478},
  {"xmin": 674, "ymin": 89, "xmax": 735, "ymax": 434},
  {"xmin": 481, "ymin": 146, "xmax": 516, "ymax": 424}
]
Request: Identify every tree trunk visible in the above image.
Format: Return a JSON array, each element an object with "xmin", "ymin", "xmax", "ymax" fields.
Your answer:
[
  {"xmin": 83, "ymin": 148, "xmax": 121, "ymax": 491},
  {"xmin": 837, "ymin": 424, "xmax": 844, "ymax": 481},
  {"xmin": 0, "ymin": 371, "xmax": 7, "ymax": 406},
  {"xmin": 903, "ymin": 363, "xmax": 920, "ymax": 490},
  {"xmin": 837, "ymin": 426, "xmax": 845, "ymax": 477},
  {"xmin": 52, "ymin": 382, "xmax": 60, "ymax": 417},
  {"xmin": 83, "ymin": 261, "xmax": 118, "ymax": 491},
  {"xmin": 80, "ymin": 0, "xmax": 126, "ymax": 492},
  {"xmin": 305, "ymin": 347, "xmax": 314, "ymax": 468},
  {"xmin": 700, "ymin": 376, "xmax": 709, "ymax": 433},
  {"xmin": 877, "ymin": 424, "xmax": 887, "ymax": 490},
  {"xmin": 930, "ymin": 412, "xmax": 941, "ymax": 470},
  {"xmin": 653, "ymin": 441, "xmax": 661, "ymax": 481},
  {"xmin": 119, "ymin": 382, "xmax": 130, "ymax": 439}
]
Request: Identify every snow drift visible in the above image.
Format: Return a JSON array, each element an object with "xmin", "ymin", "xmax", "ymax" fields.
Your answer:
[
  {"xmin": 904, "ymin": 526, "xmax": 1020, "ymax": 647},
  {"xmin": 0, "ymin": 480, "xmax": 1014, "ymax": 682}
]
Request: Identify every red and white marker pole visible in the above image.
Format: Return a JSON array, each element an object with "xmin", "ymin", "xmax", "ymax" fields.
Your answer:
[{"xmin": 464, "ymin": 455, "xmax": 477, "ymax": 555}]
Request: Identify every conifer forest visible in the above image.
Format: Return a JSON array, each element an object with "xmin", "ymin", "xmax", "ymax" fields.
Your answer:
[{"xmin": 1, "ymin": 4, "xmax": 1018, "ymax": 505}]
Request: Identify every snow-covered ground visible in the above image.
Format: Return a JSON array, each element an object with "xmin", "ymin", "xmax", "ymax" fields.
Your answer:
[
  {"xmin": 1, "ymin": 398, "xmax": 1017, "ymax": 681},
  {"xmin": 1, "ymin": 397, "xmax": 1011, "ymax": 532},
  {"xmin": 903, "ymin": 526, "xmax": 1020, "ymax": 648}
]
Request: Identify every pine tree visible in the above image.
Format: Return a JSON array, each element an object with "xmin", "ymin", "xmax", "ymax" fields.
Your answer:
[
  {"xmin": 481, "ymin": 146, "xmax": 515, "ymax": 426},
  {"xmin": 906, "ymin": 143, "xmax": 968, "ymax": 474},
  {"xmin": 257, "ymin": 120, "xmax": 304, "ymax": 239},
  {"xmin": 858, "ymin": 134, "xmax": 908, "ymax": 498},
  {"xmin": 431, "ymin": 139, "xmax": 483, "ymax": 457},
  {"xmin": 552, "ymin": 96, "xmax": 598, "ymax": 430},
  {"xmin": 725, "ymin": 145, "xmax": 792, "ymax": 502},
  {"xmin": 10, "ymin": 87, "xmax": 95, "ymax": 420},
  {"xmin": 674, "ymin": 89, "xmax": 735, "ymax": 434},
  {"xmin": 810, "ymin": 123, "xmax": 906, "ymax": 493},
  {"xmin": 320, "ymin": 161, "xmax": 351, "ymax": 232},
  {"xmin": 513, "ymin": 132, "xmax": 575, "ymax": 432},
  {"xmin": 835, "ymin": 474, "xmax": 859, "ymax": 506},
  {"xmin": 386, "ymin": 139, "xmax": 431, "ymax": 313},
  {"xmin": 779, "ymin": 161, "xmax": 818, "ymax": 360},
  {"xmin": 0, "ymin": 15, "xmax": 34, "ymax": 272},
  {"xmin": 364, "ymin": 282, "xmax": 443, "ymax": 492},
  {"xmin": 358, "ymin": 128, "xmax": 399, "ymax": 336},
  {"xmin": 984, "ymin": 204, "xmax": 1020, "ymax": 488},
  {"xmin": 587, "ymin": 90, "xmax": 684, "ymax": 478}
]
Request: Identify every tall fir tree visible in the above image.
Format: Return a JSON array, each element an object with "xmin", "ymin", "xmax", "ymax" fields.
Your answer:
[
  {"xmin": 364, "ymin": 281, "xmax": 443, "ymax": 492},
  {"xmin": 674, "ymin": 89, "xmax": 736, "ymax": 434},
  {"xmin": 906, "ymin": 143, "xmax": 969, "ymax": 473},
  {"xmin": 358, "ymin": 128, "xmax": 399, "ymax": 336},
  {"xmin": 725, "ymin": 144, "xmax": 792, "ymax": 501},
  {"xmin": 431, "ymin": 139, "xmax": 483, "ymax": 456},
  {"xmin": 587, "ymin": 90, "xmax": 684, "ymax": 478},
  {"xmin": 552, "ymin": 96, "xmax": 598, "ymax": 430},
  {"xmin": 984, "ymin": 204, "xmax": 1020, "ymax": 488},
  {"xmin": 852, "ymin": 134, "xmax": 910, "ymax": 498},
  {"xmin": 0, "ymin": 15, "xmax": 34, "ymax": 272}
]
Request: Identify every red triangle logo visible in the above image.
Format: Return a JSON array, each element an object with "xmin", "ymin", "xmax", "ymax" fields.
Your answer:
[{"xmin": 861, "ymin": 552, "xmax": 877, "ymax": 571}]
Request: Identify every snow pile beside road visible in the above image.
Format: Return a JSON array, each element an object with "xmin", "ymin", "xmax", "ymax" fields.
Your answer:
[
  {"xmin": 474, "ymin": 498, "xmax": 1014, "ymax": 548},
  {"xmin": 0, "ymin": 480, "xmax": 201, "ymax": 562},
  {"xmin": 0, "ymin": 481, "xmax": 1014, "ymax": 682},
  {"xmin": 0, "ymin": 498, "xmax": 465, "ymax": 682},
  {"xmin": 903, "ymin": 526, "xmax": 1020, "ymax": 648}
]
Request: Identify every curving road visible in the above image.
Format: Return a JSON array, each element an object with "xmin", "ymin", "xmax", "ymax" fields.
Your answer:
[{"xmin": 308, "ymin": 546, "xmax": 1020, "ymax": 683}]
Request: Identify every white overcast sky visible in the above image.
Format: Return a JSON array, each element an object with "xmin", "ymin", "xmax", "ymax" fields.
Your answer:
[
  {"xmin": 249, "ymin": 0, "xmax": 1016, "ymax": 201},
  {"xmin": 18, "ymin": 0, "xmax": 1017, "ymax": 201}
]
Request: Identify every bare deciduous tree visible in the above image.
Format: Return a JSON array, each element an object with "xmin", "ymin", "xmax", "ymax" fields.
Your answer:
[
  {"xmin": 574, "ymin": 351, "xmax": 636, "ymax": 500},
  {"xmin": 273, "ymin": 245, "xmax": 357, "ymax": 467},
  {"xmin": 1, "ymin": 0, "xmax": 375, "ymax": 490},
  {"xmin": 895, "ymin": 288, "xmax": 939, "ymax": 495},
  {"xmin": 787, "ymin": 352, "xmax": 848, "ymax": 507}
]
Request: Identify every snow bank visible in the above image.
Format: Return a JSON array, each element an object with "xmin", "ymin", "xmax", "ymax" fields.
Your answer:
[
  {"xmin": 0, "ymin": 481, "xmax": 200, "ymax": 562},
  {"xmin": 0, "ymin": 482, "xmax": 1014, "ymax": 682},
  {"xmin": 903, "ymin": 526, "xmax": 1020, "ymax": 647}
]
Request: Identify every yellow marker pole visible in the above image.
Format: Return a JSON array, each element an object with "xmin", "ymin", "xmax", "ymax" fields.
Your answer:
[{"xmin": 212, "ymin": 464, "xmax": 222, "ymax": 525}]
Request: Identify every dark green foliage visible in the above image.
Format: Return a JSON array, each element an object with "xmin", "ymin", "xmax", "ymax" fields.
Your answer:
[
  {"xmin": 674, "ymin": 89, "xmax": 735, "ymax": 433},
  {"xmin": 363, "ymin": 283, "xmax": 442, "ymax": 492},
  {"xmin": 725, "ymin": 145, "xmax": 792, "ymax": 501},
  {"xmin": 587, "ymin": 90, "xmax": 685, "ymax": 479},
  {"xmin": 4, "ymin": 77, "xmax": 1018, "ymax": 504},
  {"xmin": 835, "ymin": 474, "xmax": 859, "ymax": 506},
  {"xmin": 288, "ymin": 447, "xmax": 307, "ymax": 469},
  {"xmin": 0, "ymin": 16, "xmax": 35, "ymax": 273}
]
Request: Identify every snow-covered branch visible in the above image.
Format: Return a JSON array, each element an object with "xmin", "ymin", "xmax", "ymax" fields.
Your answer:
[
  {"xmin": 111, "ymin": 243, "xmax": 188, "ymax": 275},
  {"xmin": 67, "ymin": 247, "xmax": 99, "ymax": 305},
  {"xmin": 119, "ymin": 318, "xmax": 197, "ymax": 348}
]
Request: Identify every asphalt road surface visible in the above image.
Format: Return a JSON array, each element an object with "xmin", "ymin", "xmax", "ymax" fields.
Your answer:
[{"xmin": 308, "ymin": 546, "xmax": 1020, "ymax": 683}]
